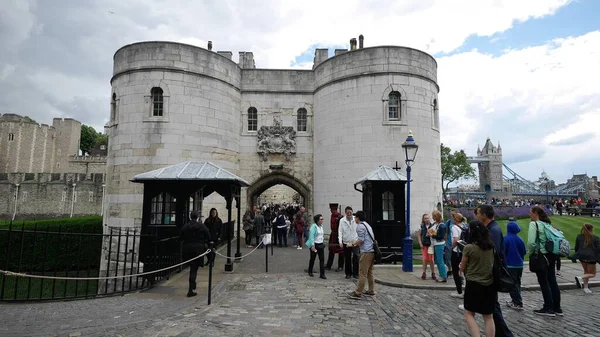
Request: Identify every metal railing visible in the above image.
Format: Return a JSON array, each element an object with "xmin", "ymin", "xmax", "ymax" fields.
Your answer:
[{"xmin": 0, "ymin": 222, "xmax": 187, "ymax": 302}]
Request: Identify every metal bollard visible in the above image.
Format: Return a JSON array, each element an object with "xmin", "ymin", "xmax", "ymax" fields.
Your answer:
[
  {"xmin": 265, "ymin": 236, "xmax": 268, "ymax": 273},
  {"xmin": 271, "ymin": 231, "xmax": 274, "ymax": 256},
  {"xmin": 208, "ymin": 241, "xmax": 214, "ymax": 305}
]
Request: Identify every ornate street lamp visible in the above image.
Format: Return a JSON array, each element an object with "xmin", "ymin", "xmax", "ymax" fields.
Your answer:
[{"xmin": 401, "ymin": 131, "xmax": 419, "ymax": 272}]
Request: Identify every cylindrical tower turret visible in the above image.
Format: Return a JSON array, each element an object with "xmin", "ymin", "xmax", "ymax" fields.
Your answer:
[
  {"xmin": 312, "ymin": 46, "xmax": 441, "ymax": 231},
  {"xmin": 105, "ymin": 41, "xmax": 242, "ymax": 229}
]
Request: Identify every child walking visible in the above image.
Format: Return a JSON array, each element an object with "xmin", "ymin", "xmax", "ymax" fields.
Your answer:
[{"xmin": 504, "ymin": 217, "xmax": 526, "ymax": 310}]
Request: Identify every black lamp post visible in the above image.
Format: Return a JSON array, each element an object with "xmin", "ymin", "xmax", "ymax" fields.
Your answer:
[{"xmin": 401, "ymin": 131, "xmax": 419, "ymax": 272}]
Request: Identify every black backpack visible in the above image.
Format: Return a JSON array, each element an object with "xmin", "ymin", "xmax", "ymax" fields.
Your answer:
[{"xmin": 459, "ymin": 224, "xmax": 469, "ymax": 242}]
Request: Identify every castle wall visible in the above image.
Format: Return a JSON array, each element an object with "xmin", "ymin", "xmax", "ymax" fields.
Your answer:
[
  {"xmin": 0, "ymin": 117, "xmax": 83, "ymax": 174},
  {"xmin": 0, "ymin": 173, "xmax": 104, "ymax": 220},
  {"xmin": 106, "ymin": 42, "xmax": 243, "ymax": 229},
  {"xmin": 312, "ymin": 47, "xmax": 442, "ymax": 230}
]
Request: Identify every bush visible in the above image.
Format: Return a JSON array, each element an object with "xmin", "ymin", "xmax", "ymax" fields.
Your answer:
[{"xmin": 0, "ymin": 217, "xmax": 103, "ymax": 272}]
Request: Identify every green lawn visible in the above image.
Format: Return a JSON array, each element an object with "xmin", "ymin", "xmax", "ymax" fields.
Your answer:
[
  {"xmin": 496, "ymin": 215, "xmax": 600, "ymax": 250},
  {"xmin": 410, "ymin": 216, "xmax": 600, "ymax": 263}
]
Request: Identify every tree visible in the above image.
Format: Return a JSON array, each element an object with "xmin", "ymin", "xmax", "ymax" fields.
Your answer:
[
  {"xmin": 441, "ymin": 143, "xmax": 476, "ymax": 202},
  {"xmin": 79, "ymin": 124, "xmax": 108, "ymax": 155}
]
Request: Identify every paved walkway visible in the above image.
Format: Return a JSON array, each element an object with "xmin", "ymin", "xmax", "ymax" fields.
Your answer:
[
  {"xmin": 2, "ymin": 243, "xmax": 600, "ymax": 336},
  {"xmin": 375, "ymin": 259, "xmax": 600, "ymax": 290}
]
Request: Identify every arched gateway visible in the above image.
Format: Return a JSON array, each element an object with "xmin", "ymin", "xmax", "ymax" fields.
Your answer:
[
  {"xmin": 101, "ymin": 38, "xmax": 443, "ymax": 286},
  {"xmin": 247, "ymin": 172, "xmax": 312, "ymax": 214}
]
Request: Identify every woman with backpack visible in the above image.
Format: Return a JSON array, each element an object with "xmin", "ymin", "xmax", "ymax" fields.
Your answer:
[
  {"xmin": 417, "ymin": 214, "xmax": 436, "ymax": 280},
  {"xmin": 527, "ymin": 206, "xmax": 562, "ymax": 317},
  {"xmin": 449, "ymin": 212, "xmax": 468, "ymax": 298},
  {"xmin": 574, "ymin": 223, "xmax": 600, "ymax": 294}
]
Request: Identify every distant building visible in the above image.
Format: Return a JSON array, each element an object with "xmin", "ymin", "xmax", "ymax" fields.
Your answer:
[{"xmin": 0, "ymin": 114, "xmax": 107, "ymax": 219}]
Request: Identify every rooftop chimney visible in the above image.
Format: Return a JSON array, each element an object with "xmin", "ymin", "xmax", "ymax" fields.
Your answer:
[
  {"xmin": 350, "ymin": 38, "xmax": 357, "ymax": 50},
  {"xmin": 207, "ymin": 41, "xmax": 213, "ymax": 51},
  {"xmin": 359, "ymin": 34, "xmax": 364, "ymax": 49}
]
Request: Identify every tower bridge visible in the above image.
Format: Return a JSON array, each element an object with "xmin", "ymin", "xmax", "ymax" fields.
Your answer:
[{"xmin": 463, "ymin": 137, "xmax": 587, "ymax": 199}]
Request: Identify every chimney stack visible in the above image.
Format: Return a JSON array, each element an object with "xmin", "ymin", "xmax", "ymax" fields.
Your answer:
[
  {"xmin": 350, "ymin": 38, "xmax": 357, "ymax": 50},
  {"xmin": 208, "ymin": 41, "xmax": 213, "ymax": 51},
  {"xmin": 359, "ymin": 34, "xmax": 364, "ymax": 49}
]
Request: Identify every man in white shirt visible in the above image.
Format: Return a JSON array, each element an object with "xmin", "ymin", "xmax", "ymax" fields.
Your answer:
[{"xmin": 338, "ymin": 206, "xmax": 359, "ymax": 279}]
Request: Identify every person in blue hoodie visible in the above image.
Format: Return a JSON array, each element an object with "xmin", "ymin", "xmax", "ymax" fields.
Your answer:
[{"xmin": 504, "ymin": 217, "xmax": 526, "ymax": 310}]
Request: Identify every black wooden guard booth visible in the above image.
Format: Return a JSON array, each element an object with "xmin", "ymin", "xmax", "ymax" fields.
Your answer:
[
  {"xmin": 354, "ymin": 165, "xmax": 407, "ymax": 263},
  {"xmin": 131, "ymin": 161, "xmax": 249, "ymax": 273}
]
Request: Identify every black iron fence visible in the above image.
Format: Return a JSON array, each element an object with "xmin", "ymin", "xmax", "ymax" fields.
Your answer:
[{"xmin": 0, "ymin": 222, "xmax": 186, "ymax": 302}]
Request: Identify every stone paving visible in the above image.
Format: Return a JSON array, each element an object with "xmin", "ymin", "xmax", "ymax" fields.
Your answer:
[
  {"xmin": 375, "ymin": 259, "xmax": 600, "ymax": 290},
  {"xmin": 2, "ymin": 243, "xmax": 600, "ymax": 337}
]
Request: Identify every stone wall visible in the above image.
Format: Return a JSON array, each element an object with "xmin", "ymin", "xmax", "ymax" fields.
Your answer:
[
  {"xmin": 0, "ymin": 116, "xmax": 82, "ymax": 174},
  {"xmin": 0, "ymin": 172, "xmax": 105, "ymax": 220},
  {"xmin": 312, "ymin": 46, "xmax": 442, "ymax": 231}
]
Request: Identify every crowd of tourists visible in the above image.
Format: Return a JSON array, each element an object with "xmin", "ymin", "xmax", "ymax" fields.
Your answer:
[
  {"xmin": 416, "ymin": 204, "xmax": 600, "ymax": 336},
  {"xmin": 178, "ymin": 202, "xmax": 600, "ymax": 336}
]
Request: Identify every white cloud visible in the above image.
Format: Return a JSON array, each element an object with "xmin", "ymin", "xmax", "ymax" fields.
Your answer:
[
  {"xmin": 438, "ymin": 31, "xmax": 600, "ymax": 183},
  {"xmin": 1, "ymin": 0, "xmax": 598, "ymax": 184}
]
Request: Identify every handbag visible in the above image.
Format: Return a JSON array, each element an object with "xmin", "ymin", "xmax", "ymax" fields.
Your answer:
[
  {"xmin": 529, "ymin": 221, "xmax": 549, "ymax": 273},
  {"xmin": 363, "ymin": 222, "xmax": 382, "ymax": 264},
  {"xmin": 493, "ymin": 248, "xmax": 515, "ymax": 293},
  {"xmin": 262, "ymin": 233, "xmax": 271, "ymax": 246}
]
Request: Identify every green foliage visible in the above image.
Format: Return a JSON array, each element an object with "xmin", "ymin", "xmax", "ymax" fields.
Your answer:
[
  {"xmin": 0, "ymin": 217, "xmax": 103, "ymax": 272},
  {"xmin": 22, "ymin": 116, "xmax": 37, "ymax": 124},
  {"xmin": 80, "ymin": 125, "xmax": 107, "ymax": 155},
  {"xmin": 441, "ymin": 144, "xmax": 476, "ymax": 202}
]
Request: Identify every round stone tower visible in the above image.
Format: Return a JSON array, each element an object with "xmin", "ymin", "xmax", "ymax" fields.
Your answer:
[
  {"xmin": 105, "ymin": 42, "xmax": 242, "ymax": 229},
  {"xmin": 312, "ymin": 46, "xmax": 442, "ymax": 229}
]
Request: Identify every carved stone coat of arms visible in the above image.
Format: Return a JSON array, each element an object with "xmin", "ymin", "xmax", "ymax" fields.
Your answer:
[{"xmin": 256, "ymin": 119, "xmax": 297, "ymax": 161}]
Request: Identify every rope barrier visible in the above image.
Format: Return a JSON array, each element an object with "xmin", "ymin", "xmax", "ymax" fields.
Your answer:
[
  {"xmin": 213, "ymin": 243, "xmax": 263, "ymax": 259},
  {"xmin": 0, "ymin": 249, "xmax": 212, "ymax": 281}
]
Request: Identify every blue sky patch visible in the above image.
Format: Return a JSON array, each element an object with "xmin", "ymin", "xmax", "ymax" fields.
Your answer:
[{"xmin": 437, "ymin": 0, "xmax": 599, "ymax": 57}]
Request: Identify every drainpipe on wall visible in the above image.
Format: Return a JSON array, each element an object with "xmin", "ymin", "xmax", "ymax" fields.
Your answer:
[
  {"xmin": 70, "ymin": 183, "xmax": 77, "ymax": 218},
  {"xmin": 12, "ymin": 183, "xmax": 19, "ymax": 221},
  {"xmin": 101, "ymin": 183, "xmax": 105, "ymax": 219}
]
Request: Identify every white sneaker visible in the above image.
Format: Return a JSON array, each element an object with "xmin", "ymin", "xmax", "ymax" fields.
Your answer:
[
  {"xmin": 450, "ymin": 292, "xmax": 464, "ymax": 299},
  {"xmin": 584, "ymin": 288, "xmax": 593, "ymax": 294},
  {"xmin": 458, "ymin": 304, "xmax": 465, "ymax": 310},
  {"xmin": 575, "ymin": 276, "xmax": 583, "ymax": 289},
  {"xmin": 297, "ymin": 246, "xmax": 302, "ymax": 250}
]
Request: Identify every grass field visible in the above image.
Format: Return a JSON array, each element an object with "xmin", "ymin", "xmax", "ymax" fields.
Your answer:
[
  {"xmin": 496, "ymin": 215, "xmax": 600, "ymax": 250},
  {"xmin": 410, "ymin": 216, "xmax": 600, "ymax": 264}
]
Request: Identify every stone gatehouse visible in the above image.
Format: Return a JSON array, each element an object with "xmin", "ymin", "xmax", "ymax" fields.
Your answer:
[{"xmin": 104, "ymin": 36, "xmax": 443, "ymax": 233}]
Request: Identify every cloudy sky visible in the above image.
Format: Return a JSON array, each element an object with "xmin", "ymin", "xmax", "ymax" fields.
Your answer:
[{"xmin": 1, "ymin": 0, "xmax": 599, "ymax": 185}]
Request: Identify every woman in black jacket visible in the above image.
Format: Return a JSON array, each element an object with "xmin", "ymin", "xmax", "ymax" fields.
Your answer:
[{"xmin": 574, "ymin": 223, "xmax": 600, "ymax": 293}]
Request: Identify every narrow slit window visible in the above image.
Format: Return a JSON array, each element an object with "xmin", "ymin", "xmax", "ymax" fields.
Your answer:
[
  {"xmin": 297, "ymin": 108, "xmax": 307, "ymax": 132},
  {"xmin": 248, "ymin": 107, "xmax": 258, "ymax": 131},
  {"xmin": 388, "ymin": 92, "xmax": 400, "ymax": 120},
  {"xmin": 151, "ymin": 87, "xmax": 164, "ymax": 117}
]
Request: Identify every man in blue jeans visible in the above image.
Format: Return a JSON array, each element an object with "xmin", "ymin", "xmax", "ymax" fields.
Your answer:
[{"xmin": 475, "ymin": 205, "xmax": 514, "ymax": 337}]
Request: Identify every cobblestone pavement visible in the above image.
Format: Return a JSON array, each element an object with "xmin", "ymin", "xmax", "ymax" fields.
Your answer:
[{"xmin": 2, "ymin": 245, "xmax": 600, "ymax": 337}]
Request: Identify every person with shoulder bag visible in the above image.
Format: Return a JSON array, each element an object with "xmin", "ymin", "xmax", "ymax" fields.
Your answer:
[
  {"xmin": 349, "ymin": 211, "xmax": 377, "ymax": 299},
  {"xmin": 418, "ymin": 214, "xmax": 436, "ymax": 280},
  {"xmin": 526, "ymin": 206, "xmax": 562, "ymax": 317}
]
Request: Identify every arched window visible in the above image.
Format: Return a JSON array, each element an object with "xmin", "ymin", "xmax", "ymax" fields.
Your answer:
[
  {"xmin": 110, "ymin": 93, "xmax": 117, "ymax": 121},
  {"xmin": 297, "ymin": 108, "xmax": 307, "ymax": 132},
  {"xmin": 388, "ymin": 92, "xmax": 400, "ymax": 120},
  {"xmin": 151, "ymin": 87, "xmax": 164, "ymax": 117},
  {"xmin": 432, "ymin": 98, "xmax": 439, "ymax": 129},
  {"xmin": 382, "ymin": 191, "xmax": 394, "ymax": 220},
  {"xmin": 247, "ymin": 107, "xmax": 257, "ymax": 131}
]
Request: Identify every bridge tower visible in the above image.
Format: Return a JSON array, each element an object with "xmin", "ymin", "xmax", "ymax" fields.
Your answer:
[{"xmin": 477, "ymin": 138, "xmax": 503, "ymax": 192}]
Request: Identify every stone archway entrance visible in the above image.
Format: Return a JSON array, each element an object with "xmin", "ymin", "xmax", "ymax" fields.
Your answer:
[{"xmin": 246, "ymin": 172, "xmax": 312, "ymax": 214}]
